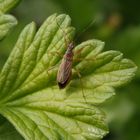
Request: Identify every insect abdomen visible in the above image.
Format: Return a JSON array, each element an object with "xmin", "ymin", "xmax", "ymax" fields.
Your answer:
[{"xmin": 57, "ymin": 53, "xmax": 73, "ymax": 89}]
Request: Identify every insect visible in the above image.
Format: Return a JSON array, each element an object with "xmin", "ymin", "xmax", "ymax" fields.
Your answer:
[
  {"xmin": 57, "ymin": 42, "xmax": 75, "ymax": 89},
  {"xmin": 56, "ymin": 18, "xmax": 95, "ymax": 89}
]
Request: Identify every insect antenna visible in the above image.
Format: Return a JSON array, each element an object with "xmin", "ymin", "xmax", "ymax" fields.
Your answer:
[
  {"xmin": 73, "ymin": 18, "xmax": 96, "ymax": 44},
  {"xmin": 56, "ymin": 19, "xmax": 74, "ymax": 49}
]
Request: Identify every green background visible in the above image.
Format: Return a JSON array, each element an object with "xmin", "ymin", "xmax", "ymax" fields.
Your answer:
[{"xmin": 0, "ymin": 0, "xmax": 139, "ymax": 140}]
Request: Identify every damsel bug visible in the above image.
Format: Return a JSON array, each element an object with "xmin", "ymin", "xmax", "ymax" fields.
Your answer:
[
  {"xmin": 57, "ymin": 42, "xmax": 74, "ymax": 89},
  {"xmin": 56, "ymin": 39, "xmax": 87, "ymax": 102},
  {"xmin": 56, "ymin": 18, "xmax": 95, "ymax": 89}
]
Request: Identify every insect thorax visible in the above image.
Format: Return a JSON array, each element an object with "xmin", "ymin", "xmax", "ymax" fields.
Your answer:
[{"xmin": 64, "ymin": 51, "xmax": 73, "ymax": 61}]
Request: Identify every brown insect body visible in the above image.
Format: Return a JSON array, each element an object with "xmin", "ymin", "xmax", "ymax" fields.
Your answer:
[{"xmin": 57, "ymin": 42, "xmax": 74, "ymax": 89}]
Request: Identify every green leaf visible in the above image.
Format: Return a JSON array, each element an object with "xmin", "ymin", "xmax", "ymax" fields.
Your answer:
[
  {"xmin": 0, "ymin": 0, "xmax": 20, "ymax": 40},
  {"xmin": 0, "ymin": 14, "xmax": 17, "ymax": 40},
  {"xmin": 113, "ymin": 26, "xmax": 140, "ymax": 78},
  {"xmin": 0, "ymin": 14, "xmax": 137, "ymax": 140},
  {"xmin": 0, "ymin": 0, "xmax": 21, "ymax": 14},
  {"xmin": 0, "ymin": 114, "xmax": 24, "ymax": 140}
]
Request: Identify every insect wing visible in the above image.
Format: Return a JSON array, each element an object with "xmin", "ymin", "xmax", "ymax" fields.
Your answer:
[{"xmin": 57, "ymin": 58, "xmax": 72, "ymax": 85}]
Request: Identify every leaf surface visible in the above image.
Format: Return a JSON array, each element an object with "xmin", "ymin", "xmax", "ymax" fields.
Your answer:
[
  {"xmin": 0, "ymin": 14, "xmax": 137, "ymax": 140},
  {"xmin": 0, "ymin": 14, "xmax": 17, "ymax": 40},
  {"xmin": 0, "ymin": 0, "xmax": 20, "ymax": 40},
  {"xmin": 0, "ymin": 114, "xmax": 23, "ymax": 140},
  {"xmin": 0, "ymin": 0, "xmax": 20, "ymax": 13}
]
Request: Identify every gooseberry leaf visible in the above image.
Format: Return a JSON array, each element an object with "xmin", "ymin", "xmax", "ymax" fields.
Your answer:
[
  {"xmin": 0, "ymin": 14, "xmax": 17, "ymax": 40},
  {"xmin": 0, "ymin": 0, "xmax": 21, "ymax": 40},
  {"xmin": 0, "ymin": 0, "xmax": 20, "ymax": 13},
  {"xmin": 0, "ymin": 14, "xmax": 137, "ymax": 140},
  {"xmin": 0, "ymin": 115, "xmax": 23, "ymax": 140},
  {"xmin": 113, "ymin": 26, "xmax": 140, "ymax": 78}
]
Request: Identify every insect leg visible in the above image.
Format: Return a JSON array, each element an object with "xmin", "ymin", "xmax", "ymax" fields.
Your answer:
[{"xmin": 73, "ymin": 68, "xmax": 88, "ymax": 104}]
